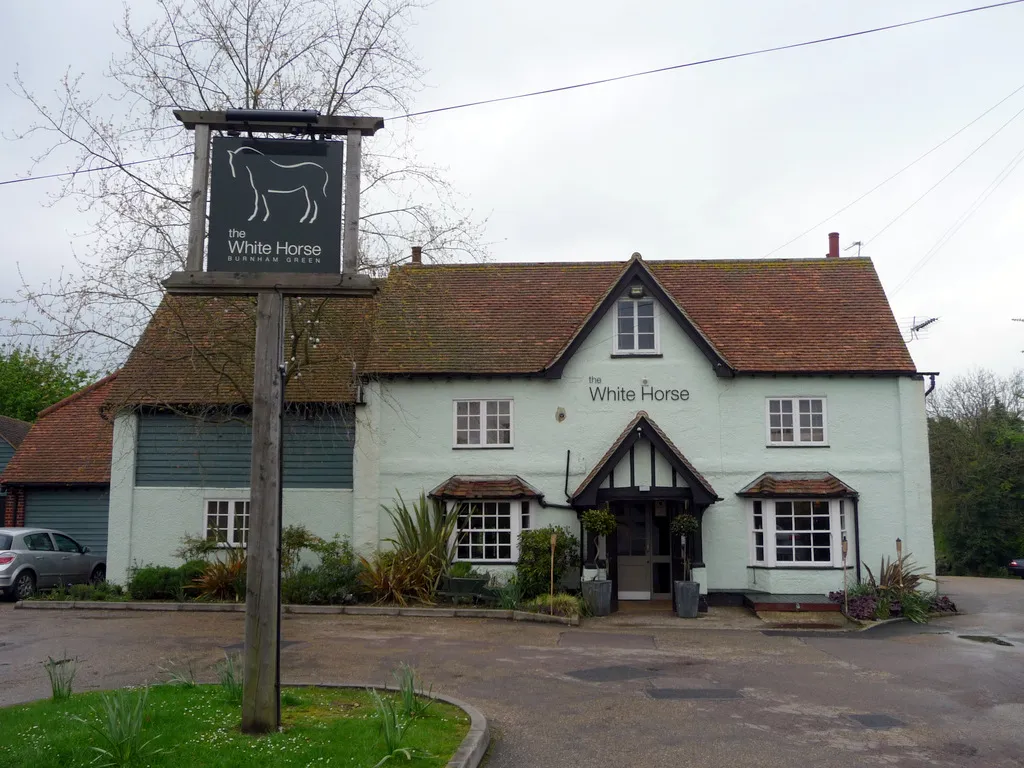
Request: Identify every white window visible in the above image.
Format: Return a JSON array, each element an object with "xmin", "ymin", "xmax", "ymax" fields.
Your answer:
[
  {"xmin": 205, "ymin": 499, "xmax": 250, "ymax": 547},
  {"xmin": 453, "ymin": 500, "xmax": 531, "ymax": 562},
  {"xmin": 614, "ymin": 298, "xmax": 659, "ymax": 354},
  {"xmin": 748, "ymin": 499, "xmax": 844, "ymax": 567},
  {"xmin": 766, "ymin": 397, "xmax": 827, "ymax": 445},
  {"xmin": 453, "ymin": 399, "xmax": 512, "ymax": 447}
]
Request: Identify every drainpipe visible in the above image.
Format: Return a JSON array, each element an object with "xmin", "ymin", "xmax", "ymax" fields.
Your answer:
[
  {"xmin": 853, "ymin": 497, "xmax": 862, "ymax": 585},
  {"xmin": 924, "ymin": 373, "xmax": 937, "ymax": 397},
  {"xmin": 564, "ymin": 449, "xmax": 571, "ymax": 500}
]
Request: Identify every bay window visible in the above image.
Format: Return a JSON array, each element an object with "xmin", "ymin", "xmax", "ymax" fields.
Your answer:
[
  {"xmin": 749, "ymin": 498, "xmax": 846, "ymax": 567},
  {"xmin": 452, "ymin": 500, "xmax": 531, "ymax": 562}
]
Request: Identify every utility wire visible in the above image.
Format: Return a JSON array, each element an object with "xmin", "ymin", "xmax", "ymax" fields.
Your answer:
[
  {"xmin": 1, "ymin": 0, "xmax": 1022, "ymax": 188},
  {"xmin": 891, "ymin": 142, "xmax": 1024, "ymax": 295},
  {"xmin": 0, "ymin": 152, "xmax": 192, "ymax": 187},
  {"xmin": 864, "ymin": 101, "xmax": 1024, "ymax": 246},
  {"xmin": 761, "ymin": 79, "xmax": 1024, "ymax": 259},
  {"xmin": 391, "ymin": 0, "xmax": 1024, "ymax": 120}
]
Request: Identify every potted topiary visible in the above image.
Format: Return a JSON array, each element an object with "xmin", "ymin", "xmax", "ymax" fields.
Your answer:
[
  {"xmin": 670, "ymin": 513, "xmax": 700, "ymax": 618},
  {"xmin": 580, "ymin": 507, "xmax": 616, "ymax": 617}
]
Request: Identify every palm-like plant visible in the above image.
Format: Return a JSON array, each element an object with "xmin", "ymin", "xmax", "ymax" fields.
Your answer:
[{"xmin": 360, "ymin": 492, "xmax": 461, "ymax": 605}]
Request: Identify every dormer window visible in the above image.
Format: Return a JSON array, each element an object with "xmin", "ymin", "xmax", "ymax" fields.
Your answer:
[{"xmin": 614, "ymin": 297, "xmax": 659, "ymax": 355}]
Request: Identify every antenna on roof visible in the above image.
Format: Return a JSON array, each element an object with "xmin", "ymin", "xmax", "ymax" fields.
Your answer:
[
  {"xmin": 845, "ymin": 241, "xmax": 863, "ymax": 258},
  {"xmin": 904, "ymin": 316, "xmax": 939, "ymax": 343}
]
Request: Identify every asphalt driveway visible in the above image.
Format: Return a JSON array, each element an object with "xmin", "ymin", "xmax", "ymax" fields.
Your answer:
[{"xmin": 1, "ymin": 576, "xmax": 1022, "ymax": 767}]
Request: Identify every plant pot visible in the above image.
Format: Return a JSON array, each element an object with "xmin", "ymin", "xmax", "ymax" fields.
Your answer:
[
  {"xmin": 582, "ymin": 579, "xmax": 612, "ymax": 617},
  {"xmin": 673, "ymin": 580, "xmax": 700, "ymax": 619},
  {"xmin": 445, "ymin": 576, "xmax": 489, "ymax": 595}
]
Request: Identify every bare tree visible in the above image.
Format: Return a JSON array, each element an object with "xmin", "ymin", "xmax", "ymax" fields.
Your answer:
[
  {"xmin": 927, "ymin": 368, "xmax": 1024, "ymax": 424},
  {"xmin": 5, "ymin": 0, "xmax": 485, "ymax": 366}
]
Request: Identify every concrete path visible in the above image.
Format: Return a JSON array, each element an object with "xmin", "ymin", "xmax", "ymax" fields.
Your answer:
[{"xmin": 1, "ymin": 576, "xmax": 1022, "ymax": 767}]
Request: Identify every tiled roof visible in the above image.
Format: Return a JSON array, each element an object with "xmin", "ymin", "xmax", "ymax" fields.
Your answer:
[
  {"xmin": 367, "ymin": 257, "xmax": 916, "ymax": 375},
  {"xmin": 1, "ymin": 374, "xmax": 117, "ymax": 485},
  {"xmin": 106, "ymin": 295, "xmax": 374, "ymax": 408},
  {"xmin": 737, "ymin": 472, "xmax": 858, "ymax": 498},
  {"xmin": 571, "ymin": 410, "xmax": 718, "ymax": 502},
  {"xmin": 109, "ymin": 255, "xmax": 915, "ymax": 408},
  {"xmin": 0, "ymin": 415, "xmax": 31, "ymax": 449},
  {"xmin": 429, "ymin": 475, "xmax": 543, "ymax": 500}
]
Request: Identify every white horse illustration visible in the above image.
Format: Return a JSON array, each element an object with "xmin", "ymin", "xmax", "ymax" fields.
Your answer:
[{"xmin": 227, "ymin": 146, "xmax": 330, "ymax": 224}]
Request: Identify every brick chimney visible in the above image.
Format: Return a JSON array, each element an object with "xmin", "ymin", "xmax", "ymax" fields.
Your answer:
[
  {"xmin": 411, "ymin": 245, "xmax": 422, "ymax": 264},
  {"xmin": 827, "ymin": 232, "xmax": 840, "ymax": 259}
]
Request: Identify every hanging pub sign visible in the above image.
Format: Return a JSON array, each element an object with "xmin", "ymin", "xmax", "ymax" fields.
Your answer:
[{"xmin": 207, "ymin": 137, "xmax": 343, "ymax": 273}]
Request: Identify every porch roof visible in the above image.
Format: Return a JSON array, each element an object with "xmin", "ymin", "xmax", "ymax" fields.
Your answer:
[
  {"xmin": 737, "ymin": 472, "xmax": 858, "ymax": 498},
  {"xmin": 570, "ymin": 411, "xmax": 718, "ymax": 506},
  {"xmin": 429, "ymin": 475, "xmax": 543, "ymax": 501}
]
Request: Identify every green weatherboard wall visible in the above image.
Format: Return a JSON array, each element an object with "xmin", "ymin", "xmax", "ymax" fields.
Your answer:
[
  {"xmin": 135, "ymin": 411, "xmax": 354, "ymax": 488},
  {"xmin": 0, "ymin": 442, "xmax": 14, "ymax": 478},
  {"xmin": 23, "ymin": 487, "xmax": 110, "ymax": 557}
]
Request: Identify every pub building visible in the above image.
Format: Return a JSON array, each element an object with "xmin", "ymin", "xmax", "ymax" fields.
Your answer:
[{"xmin": 100, "ymin": 236, "xmax": 934, "ymax": 612}]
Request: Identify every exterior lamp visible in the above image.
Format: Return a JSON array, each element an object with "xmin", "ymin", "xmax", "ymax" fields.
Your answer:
[{"xmin": 629, "ymin": 285, "xmax": 645, "ymax": 299}]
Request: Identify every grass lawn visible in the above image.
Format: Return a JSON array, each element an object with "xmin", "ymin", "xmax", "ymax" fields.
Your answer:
[{"xmin": 0, "ymin": 685, "xmax": 469, "ymax": 768}]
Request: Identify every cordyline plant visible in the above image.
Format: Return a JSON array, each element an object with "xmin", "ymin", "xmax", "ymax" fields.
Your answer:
[{"xmin": 359, "ymin": 492, "xmax": 460, "ymax": 605}]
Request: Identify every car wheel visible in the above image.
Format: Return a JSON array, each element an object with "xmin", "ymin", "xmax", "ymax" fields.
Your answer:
[
  {"xmin": 13, "ymin": 572, "xmax": 35, "ymax": 601},
  {"xmin": 90, "ymin": 566, "xmax": 106, "ymax": 584}
]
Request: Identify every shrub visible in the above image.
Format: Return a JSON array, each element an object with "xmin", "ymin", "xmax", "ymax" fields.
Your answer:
[
  {"xmin": 196, "ymin": 548, "xmax": 247, "ymax": 601},
  {"xmin": 516, "ymin": 526, "xmax": 581, "ymax": 599},
  {"xmin": 844, "ymin": 594, "xmax": 878, "ymax": 620},
  {"xmin": 359, "ymin": 492, "xmax": 459, "ymax": 604},
  {"xmin": 173, "ymin": 533, "xmax": 220, "ymax": 563},
  {"xmin": 495, "ymin": 574, "xmax": 523, "ymax": 609},
  {"xmin": 522, "ymin": 593, "xmax": 586, "ymax": 618},
  {"xmin": 898, "ymin": 589, "xmax": 931, "ymax": 624},
  {"xmin": 281, "ymin": 524, "xmax": 322, "ymax": 578},
  {"xmin": 128, "ymin": 565, "xmax": 185, "ymax": 601},
  {"xmin": 448, "ymin": 562, "xmax": 487, "ymax": 579},
  {"xmin": 930, "ymin": 595, "xmax": 957, "ymax": 613}
]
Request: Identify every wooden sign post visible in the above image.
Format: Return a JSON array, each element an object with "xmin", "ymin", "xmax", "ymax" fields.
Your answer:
[{"xmin": 166, "ymin": 109, "xmax": 383, "ymax": 734}]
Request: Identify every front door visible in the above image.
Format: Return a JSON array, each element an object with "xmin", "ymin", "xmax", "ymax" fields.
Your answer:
[{"xmin": 616, "ymin": 503, "xmax": 651, "ymax": 599}]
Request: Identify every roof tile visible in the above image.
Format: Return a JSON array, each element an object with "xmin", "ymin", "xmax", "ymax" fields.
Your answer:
[{"xmin": 1, "ymin": 374, "xmax": 117, "ymax": 485}]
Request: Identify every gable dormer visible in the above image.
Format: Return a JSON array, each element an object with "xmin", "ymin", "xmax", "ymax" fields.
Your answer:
[{"xmin": 544, "ymin": 254, "xmax": 734, "ymax": 378}]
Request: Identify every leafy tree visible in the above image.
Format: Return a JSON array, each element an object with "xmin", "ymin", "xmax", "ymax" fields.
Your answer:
[
  {"xmin": 6, "ymin": 0, "xmax": 484, "ymax": 366},
  {"xmin": 0, "ymin": 344, "xmax": 95, "ymax": 422},
  {"xmin": 929, "ymin": 369, "xmax": 1024, "ymax": 576}
]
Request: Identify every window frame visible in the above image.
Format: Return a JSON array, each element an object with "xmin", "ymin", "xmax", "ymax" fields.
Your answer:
[
  {"xmin": 765, "ymin": 397, "xmax": 828, "ymax": 446},
  {"xmin": 450, "ymin": 499, "xmax": 531, "ymax": 564},
  {"xmin": 204, "ymin": 499, "xmax": 250, "ymax": 548},
  {"xmin": 452, "ymin": 399, "xmax": 514, "ymax": 449},
  {"xmin": 747, "ymin": 498, "xmax": 845, "ymax": 567},
  {"xmin": 612, "ymin": 297, "xmax": 660, "ymax": 356}
]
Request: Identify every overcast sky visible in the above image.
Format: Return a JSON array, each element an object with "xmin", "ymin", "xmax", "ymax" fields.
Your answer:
[{"xmin": 2, "ymin": 0, "xmax": 1023, "ymax": 382}]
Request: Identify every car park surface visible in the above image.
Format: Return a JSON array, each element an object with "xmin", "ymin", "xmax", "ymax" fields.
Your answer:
[{"xmin": 0, "ymin": 576, "xmax": 1021, "ymax": 767}]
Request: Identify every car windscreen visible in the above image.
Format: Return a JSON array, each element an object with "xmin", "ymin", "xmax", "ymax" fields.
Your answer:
[{"xmin": 0, "ymin": 534, "xmax": 12, "ymax": 550}]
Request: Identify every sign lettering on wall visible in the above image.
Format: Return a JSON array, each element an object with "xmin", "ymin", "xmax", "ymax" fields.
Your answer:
[
  {"xmin": 207, "ymin": 137, "xmax": 343, "ymax": 273},
  {"xmin": 587, "ymin": 376, "xmax": 689, "ymax": 402}
]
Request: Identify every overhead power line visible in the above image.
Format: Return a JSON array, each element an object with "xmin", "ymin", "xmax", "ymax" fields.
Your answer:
[
  {"xmin": 0, "ymin": 152, "xmax": 191, "ymax": 187},
  {"xmin": 391, "ymin": 0, "xmax": 1024, "ymax": 120},
  {"xmin": 891, "ymin": 141, "xmax": 1024, "ymax": 295},
  {"xmin": 762, "ymin": 79, "xmax": 1024, "ymax": 258},
  {"xmin": 864, "ymin": 101, "xmax": 1024, "ymax": 247},
  {"xmin": 1, "ymin": 0, "xmax": 1022, "ymax": 189}
]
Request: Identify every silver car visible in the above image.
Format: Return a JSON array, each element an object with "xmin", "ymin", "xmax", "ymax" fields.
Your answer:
[{"xmin": 0, "ymin": 528, "xmax": 106, "ymax": 601}]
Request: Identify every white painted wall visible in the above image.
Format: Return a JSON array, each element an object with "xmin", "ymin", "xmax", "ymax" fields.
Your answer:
[
  {"xmin": 107, "ymin": 291, "xmax": 934, "ymax": 596},
  {"xmin": 107, "ymin": 411, "xmax": 354, "ymax": 583},
  {"xmin": 366, "ymin": 294, "xmax": 935, "ymax": 594}
]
